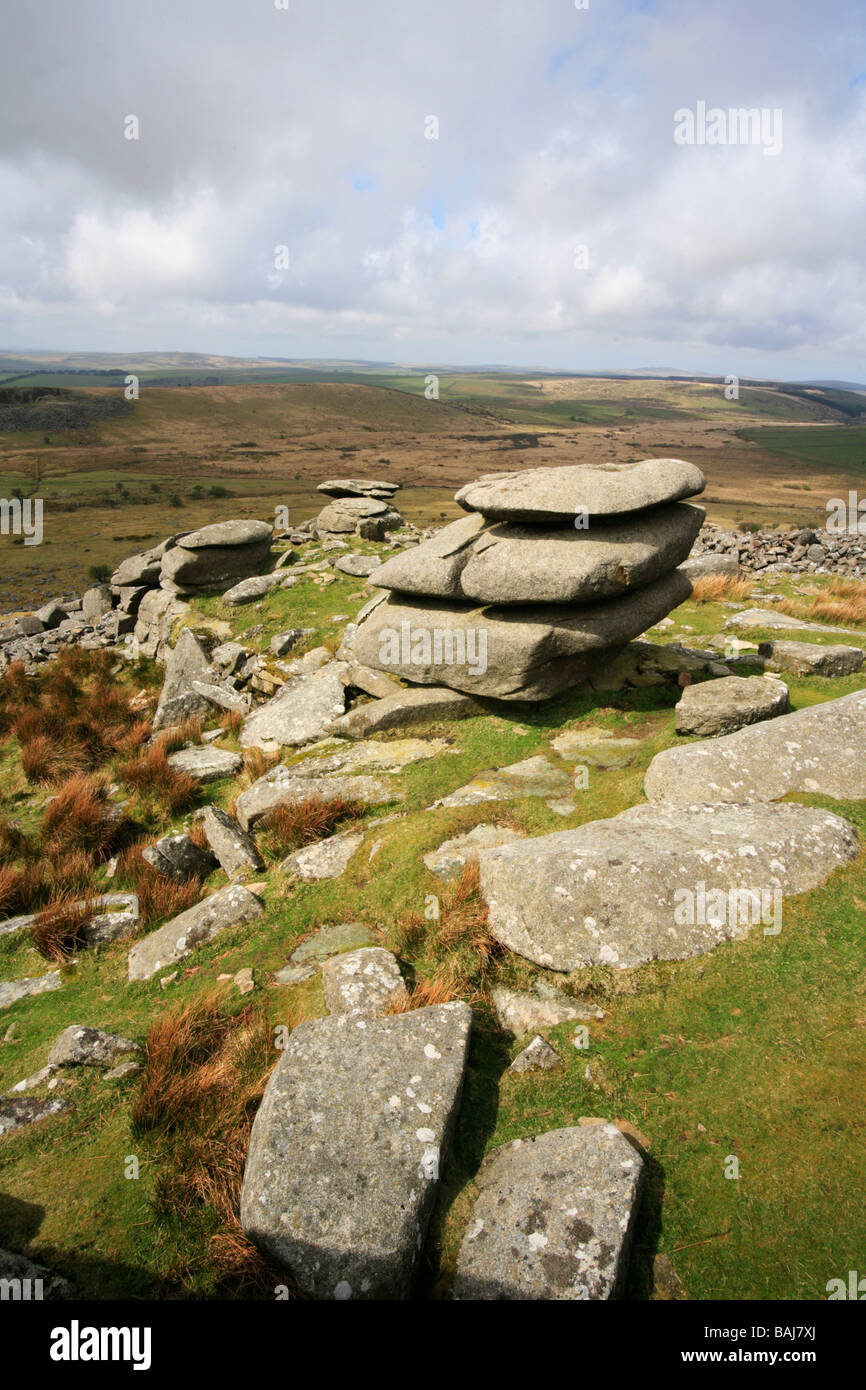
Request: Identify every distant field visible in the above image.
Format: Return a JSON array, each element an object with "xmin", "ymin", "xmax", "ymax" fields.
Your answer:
[{"xmin": 2, "ymin": 372, "xmax": 866, "ymax": 606}]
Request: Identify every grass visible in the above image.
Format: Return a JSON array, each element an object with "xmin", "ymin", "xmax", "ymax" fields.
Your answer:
[
  {"xmin": 690, "ymin": 574, "xmax": 754, "ymax": 604},
  {"xmin": 257, "ymin": 795, "xmax": 365, "ymax": 862}
]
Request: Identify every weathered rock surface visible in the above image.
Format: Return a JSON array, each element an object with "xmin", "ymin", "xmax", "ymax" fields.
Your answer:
[
  {"xmin": 423, "ymin": 823, "xmax": 523, "ymax": 880},
  {"xmin": 127, "ymin": 884, "xmax": 264, "ymax": 981},
  {"xmin": 167, "ymin": 745, "xmax": 243, "ymax": 783},
  {"xmin": 317, "ymin": 478, "xmax": 401, "ymax": 499},
  {"xmin": 675, "ymin": 675, "xmax": 790, "ymax": 737},
  {"xmin": 47, "ymin": 1026, "xmax": 140, "ymax": 1069},
  {"xmin": 372, "ymin": 503, "xmax": 704, "ymax": 605},
  {"xmin": 680, "ymin": 552, "xmax": 743, "ymax": 579},
  {"xmin": 0, "ymin": 1095, "xmax": 71, "ymax": 1137},
  {"xmin": 476, "ymin": 801, "xmax": 859, "ymax": 970},
  {"xmin": 334, "ymin": 553, "xmax": 382, "ymax": 578},
  {"xmin": 0, "ymin": 1248, "xmax": 78, "ymax": 1298},
  {"xmin": 491, "ymin": 984, "xmax": 604, "ymax": 1033},
  {"xmin": 160, "ymin": 520, "xmax": 273, "ymax": 595},
  {"xmin": 201, "ymin": 805, "xmax": 264, "ymax": 874},
  {"xmin": 235, "ymin": 764, "xmax": 402, "ymax": 830},
  {"xmin": 241, "ymin": 1002, "xmax": 472, "ymax": 1299},
  {"xmin": 153, "ymin": 628, "xmax": 214, "ymax": 729},
  {"xmin": 455, "ymin": 458, "xmax": 705, "ymax": 523},
  {"xmin": 317, "ymin": 497, "xmax": 402, "ymax": 536},
  {"xmin": 321, "ymin": 947, "xmax": 404, "ymax": 1017},
  {"xmin": 221, "ymin": 573, "xmax": 283, "ymax": 605},
  {"xmin": 0, "ymin": 972, "xmax": 62, "ymax": 1010},
  {"xmin": 240, "ymin": 663, "xmax": 348, "ymax": 750},
  {"xmin": 142, "ymin": 832, "xmax": 217, "ymax": 882},
  {"xmin": 432, "ymin": 755, "xmax": 572, "ymax": 810},
  {"xmin": 507, "ymin": 1035, "xmax": 562, "ymax": 1074},
  {"xmin": 757, "ymin": 639, "xmax": 865, "ymax": 677},
  {"xmin": 328, "ymin": 685, "xmax": 478, "ymax": 737},
  {"xmin": 354, "ymin": 569, "xmax": 693, "ymax": 700},
  {"xmin": 645, "ymin": 690, "xmax": 866, "ymax": 804},
  {"xmin": 289, "ymin": 921, "xmax": 378, "ymax": 965},
  {"xmin": 450, "ymin": 1125, "xmax": 644, "ymax": 1300},
  {"xmin": 280, "ymin": 828, "xmax": 365, "ymax": 881},
  {"xmin": 725, "ymin": 608, "xmax": 862, "ymax": 637}
]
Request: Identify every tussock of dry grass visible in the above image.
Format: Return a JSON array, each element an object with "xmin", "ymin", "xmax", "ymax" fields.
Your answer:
[
  {"xmin": 131, "ymin": 992, "xmax": 288, "ymax": 1294},
  {"xmin": 778, "ymin": 577, "xmax": 866, "ymax": 628},
  {"xmin": 155, "ymin": 717, "xmax": 204, "ymax": 754},
  {"xmin": 115, "ymin": 844, "xmax": 204, "ymax": 926},
  {"xmin": 31, "ymin": 891, "xmax": 96, "ymax": 960},
  {"xmin": 257, "ymin": 795, "xmax": 364, "ymax": 861},
  {"xmin": 690, "ymin": 574, "xmax": 754, "ymax": 603},
  {"xmin": 390, "ymin": 861, "xmax": 499, "ymax": 1004},
  {"xmin": 116, "ymin": 743, "xmax": 200, "ymax": 815}
]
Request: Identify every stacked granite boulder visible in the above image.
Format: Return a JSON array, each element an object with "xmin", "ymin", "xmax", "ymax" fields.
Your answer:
[
  {"xmin": 353, "ymin": 459, "xmax": 706, "ymax": 700},
  {"xmin": 315, "ymin": 479, "xmax": 403, "ymax": 540}
]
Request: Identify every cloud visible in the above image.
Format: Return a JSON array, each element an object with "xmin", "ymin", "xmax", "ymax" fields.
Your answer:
[{"xmin": 0, "ymin": 0, "xmax": 863, "ymax": 374}]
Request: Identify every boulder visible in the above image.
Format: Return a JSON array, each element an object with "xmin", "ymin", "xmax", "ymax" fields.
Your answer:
[
  {"xmin": 111, "ymin": 547, "xmax": 163, "ymax": 587},
  {"xmin": 455, "ymin": 458, "xmax": 706, "ymax": 524},
  {"xmin": 681, "ymin": 553, "xmax": 743, "ymax": 580},
  {"xmin": 201, "ymin": 805, "xmax": 265, "ymax": 875},
  {"xmin": 423, "ymin": 824, "xmax": 523, "ymax": 880},
  {"xmin": 328, "ymin": 686, "xmax": 478, "ymax": 737},
  {"xmin": 352, "ymin": 569, "xmax": 693, "ymax": 700},
  {"xmin": 167, "ymin": 745, "xmax": 243, "ymax": 783},
  {"xmin": 491, "ymin": 984, "xmax": 603, "ymax": 1033},
  {"xmin": 507, "ymin": 1035, "xmax": 562, "ymax": 1074},
  {"xmin": 675, "ymin": 675, "xmax": 790, "ymax": 737},
  {"xmin": 235, "ymin": 765, "xmax": 402, "ymax": 831},
  {"xmin": 645, "ymin": 690, "xmax": 866, "ymax": 804},
  {"xmin": 0, "ymin": 1096, "xmax": 71, "ymax": 1138},
  {"xmin": 142, "ymin": 832, "xmax": 217, "ymax": 882},
  {"xmin": 757, "ymin": 639, "xmax": 865, "ymax": 677},
  {"xmin": 127, "ymin": 884, "xmax": 265, "ymax": 981},
  {"xmin": 334, "ymin": 553, "xmax": 383, "ymax": 578},
  {"xmin": 0, "ymin": 972, "xmax": 62, "ymax": 1010},
  {"xmin": 240, "ymin": 1002, "xmax": 472, "ymax": 1299},
  {"xmin": 221, "ymin": 573, "xmax": 284, "ymax": 606},
  {"xmin": 153, "ymin": 628, "xmax": 214, "ymax": 729},
  {"xmin": 317, "ymin": 479, "xmax": 401, "ymax": 499},
  {"xmin": 81, "ymin": 893, "xmax": 141, "ymax": 946},
  {"xmin": 475, "ymin": 801, "xmax": 859, "ymax": 970},
  {"xmin": 371, "ymin": 503, "xmax": 705, "ymax": 605},
  {"xmin": 341, "ymin": 662, "xmax": 404, "ymax": 699},
  {"xmin": 240, "ymin": 663, "xmax": 348, "ymax": 751},
  {"xmin": 317, "ymin": 498, "xmax": 402, "ymax": 535},
  {"xmin": 450, "ymin": 1125, "xmax": 643, "ymax": 1300},
  {"xmin": 321, "ymin": 947, "xmax": 404, "ymax": 1017},
  {"xmin": 280, "ymin": 828, "xmax": 364, "ymax": 881},
  {"xmin": 47, "ymin": 1026, "xmax": 140, "ymax": 1069},
  {"xmin": 160, "ymin": 520, "xmax": 273, "ymax": 595},
  {"xmin": 81, "ymin": 584, "xmax": 114, "ymax": 622}
]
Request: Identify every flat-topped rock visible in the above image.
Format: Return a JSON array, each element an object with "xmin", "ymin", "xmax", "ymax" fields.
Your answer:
[
  {"xmin": 235, "ymin": 764, "xmax": 403, "ymax": 830},
  {"xmin": 240, "ymin": 1002, "xmax": 472, "ymax": 1299},
  {"xmin": 353, "ymin": 569, "xmax": 693, "ymax": 700},
  {"xmin": 432, "ymin": 755, "xmax": 572, "ymax": 810},
  {"xmin": 289, "ymin": 921, "xmax": 379, "ymax": 965},
  {"xmin": 287, "ymin": 735, "xmax": 447, "ymax": 778},
  {"xmin": 201, "ymin": 805, "xmax": 264, "ymax": 874},
  {"xmin": 317, "ymin": 498, "xmax": 402, "ymax": 535},
  {"xmin": 167, "ymin": 745, "xmax": 243, "ymax": 783},
  {"xmin": 0, "ymin": 1095, "xmax": 71, "ymax": 1138},
  {"xmin": 334, "ymin": 553, "xmax": 383, "ymax": 578},
  {"xmin": 328, "ymin": 686, "xmax": 478, "ymax": 737},
  {"xmin": 142, "ymin": 832, "xmax": 217, "ymax": 882},
  {"xmin": 171, "ymin": 519, "xmax": 273, "ymax": 549},
  {"xmin": 48, "ymin": 1026, "xmax": 140, "ymax": 1069},
  {"xmin": 239, "ymin": 663, "xmax": 348, "ymax": 751},
  {"xmin": 681, "ymin": 553, "xmax": 743, "ymax": 579},
  {"xmin": 371, "ymin": 503, "xmax": 704, "ymax": 605},
  {"xmin": 491, "ymin": 984, "xmax": 603, "ymax": 1033},
  {"xmin": 475, "ymin": 801, "xmax": 858, "ymax": 970},
  {"xmin": 280, "ymin": 828, "xmax": 364, "ymax": 881},
  {"xmin": 455, "ymin": 458, "xmax": 705, "ymax": 524},
  {"xmin": 423, "ymin": 824, "xmax": 523, "ymax": 880},
  {"xmin": 757, "ymin": 639, "xmax": 865, "ymax": 677},
  {"xmin": 450, "ymin": 1125, "xmax": 643, "ymax": 1300},
  {"xmin": 645, "ymin": 689, "xmax": 866, "ymax": 804},
  {"xmin": 221, "ymin": 573, "xmax": 284, "ymax": 605},
  {"xmin": 127, "ymin": 884, "xmax": 264, "ymax": 981},
  {"xmin": 675, "ymin": 675, "xmax": 790, "ymax": 737},
  {"xmin": 0, "ymin": 972, "xmax": 62, "ymax": 1010},
  {"xmin": 321, "ymin": 947, "xmax": 404, "ymax": 1017},
  {"xmin": 317, "ymin": 478, "xmax": 401, "ymax": 499},
  {"xmin": 160, "ymin": 521, "xmax": 273, "ymax": 595}
]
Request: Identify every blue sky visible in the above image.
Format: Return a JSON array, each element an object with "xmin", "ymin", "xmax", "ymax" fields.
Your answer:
[{"xmin": 0, "ymin": 0, "xmax": 864, "ymax": 379}]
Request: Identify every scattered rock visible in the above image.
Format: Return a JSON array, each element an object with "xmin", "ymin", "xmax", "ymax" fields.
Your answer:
[
  {"xmin": 235, "ymin": 764, "xmax": 402, "ymax": 831},
  {"xmin": 0, "ymin": 972, "xmax": 62, "ymax": 1010},
  {"xmin": 432, "ymin": 755, "xmax": 572, "ymax": 809},
  {"xmin": 280, "ymin": 828, "xmax": 364, "ymax": 881},
  {"xmin": 0, "ymin": 1095, "xmax": 71, "ymax": 1138},
  {"xmin": 328, "ymin": 685, "xmax": 478, "ymax": 737},
  {"xmin": 423, "ymin": 823, "xmax": 523, "ymax": 880},
  {"xmin": 491, "ymin": 984, "xmax": 604, "ymax": 1033},
  {"xmin": 167, "ymin": 746, "xmax": 243, "ymax": 783},
  {"xmin": 47, "ymin": 1026, "xmax": 140, "ymax": 1069},
  {"xmin": 675, "ymin": 674, "xmax": 790, "ymax": 737},
  {"xmin": 321, "ymin": 947, "xmax": 404, "ymax": 1017},
  {"xmin": 201, "ymin": 805, "xmax": 264, "ymax": 874},
  {"xmin": 289, "ymin": 921, "xmax": 378, "ymax": 965},
  {"xmin": 142, "ymin": 832, "xmax": 217, "ymax": 882},
  {"xmin": 507, "ymin": 1035, "xmax": 562, "ymax": 1073},
  {"xmin": 127, "ymin": 884, "xmax": 265, "ymax": 981},
  {"xmin": 240, "ymin": 663, "xmax": 348, "ymax": 751},
  {"xmin": 757, "ymin": 639, "xmax": 865, "ymax": 677}
]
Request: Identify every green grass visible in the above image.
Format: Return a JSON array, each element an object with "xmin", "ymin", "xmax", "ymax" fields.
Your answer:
[{"xmin": 738, "ymin": 425, "xmax": 866, "ymax": 478}]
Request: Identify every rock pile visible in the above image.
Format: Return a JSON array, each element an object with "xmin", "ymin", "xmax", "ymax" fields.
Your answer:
[
  {"xmin": 353, "ymin": 459, "xmax": 706, "ymax": 699},
  {"xmin": 692, "ymin": 521, "xmax": 866, "ymax": 576}
]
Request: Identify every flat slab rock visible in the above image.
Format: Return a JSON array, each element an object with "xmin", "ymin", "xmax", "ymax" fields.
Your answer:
[
  {"xmin": 353, "ymin": 569, "xmax": 693, "ymax": 700},
  {"xmin": 321, "ymin": 947, "xmax": 404, "ymax": 1017},
  {"xmin": 371, "ymin": 502, "xmax": 704, "ymax": 606},
  {"xmin": 127, "ymin": 884, "xmax": 264, "ymax": 981},
  {"xmin": 423, "ymin": 823, "xmax": 523, "ymax": 880},
  {"xmin": 645, "ymin": 689, "xmax": 866, "ymax": 804},
  {"xmin": 492, "ymin": 984, "xmax": 604, "ymax": 1033},
  {"xmin": 47, "ymin": 1026, "xmax": 140, "ymax": 1069},
  {"xmin": 675, "ymin": 675, "xmax": 790, "ymax": 737},
  {"xmin": 0, "ymin": 1095, "xmax": 71, "ymax": 1137},
  {"xmin": 0, "ymin": 971, "xmax": 62, "ymax": 1010},
  {"xmin": 240, "ymin": 663, "xmax": 348, "ymax": 751},
  {"xmin": 725, "ymin": 608, "xmax": 863, "ymax": 637},
  {"xmin": 475, "ymin": 801, "xmax": 859, "ymax": 971},
  {"xmin": 280, "ymin": 828, "xmax": 364, "ymax": 881},
  {"xmin": 241, "ymin": 1001, "xmax": 472, "ymax": 1299},
  {"xmin": 167, "ymin": 745, "xmax": 243, "ymax": 783},
  {"xmin": 289, "ymin": 921, "xmax": 379, "ymax": 965},
  {"xmin": 328, "ymin": 686, "xmax": 478, "ymax": 737},
  {"xmin": 432, "ymin": 755, "xmax": 572, "ymax": 810},
  {"xmin": 235, "ymin": 764, "xmax": 403, "ymax": 830},
  {"xmin": 450, "ymin": 1125, "xmax": 644, "ymax": 1300},
  {"xmin": 201, "ymin": 805, "xmax": 264, "ymax": 874},
  {"xmin": 757, "ymin": 639, "xmax": 865, "ymax": 677},
  {"xmin": 455, "ymin": 458, "xmax": 706, "ymax": 523}
]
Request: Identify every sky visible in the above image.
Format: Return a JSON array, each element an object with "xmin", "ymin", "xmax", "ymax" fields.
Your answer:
[{"xmin": 0, "ymin": 0, "xmax": 864, "ymax": 379}]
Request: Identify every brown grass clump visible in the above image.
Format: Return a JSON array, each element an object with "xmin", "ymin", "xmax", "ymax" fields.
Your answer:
[
  {"xmin": 389, "ymin": 861, "xmax": 499, "ymax": 1004},
  {"xmin": 155, "ymin": 717, "xmax": 204, "ymax": 754},
  {"xmin": 116, "ymin": 743, "xmax": 200, "ymax": 815},
  {"xmin": 40, "ymin": 775, "xmax": 118, "ymax": 860},
  {"xmin": 257, "ymin": 795, "xmax": 364, "ymax": 861},
  {"xmin": 0, "ymin": 660, "xmax": 31, "ymax": 736},
  {"xmin": 778, "ymin": 577, "xmax": 866, "ymax": 629},
  {"xmin": 218, "ymin": 708, "xmax": 243, "ymax": 735},
  {"xmin": 31, "ymin": 891, "xmax": 96, "ymax": 960},
  {"xmin": 239, "ymin": 747, "xmax": 280, "ymax": 786},
  {"xmin": 385, "ymin": 978, "xmax": 460, "ymax": 1013},
  {"xmin": 131, "ymin": 992, "xmax": 287, "ymax": 1294},
  {"xmin": 114, "ymin": 844, "xmax": 203, "ymax": 926},
  {"xmin": 690, "ymin": 574, "xmax": 754, "ymax": 603}
]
